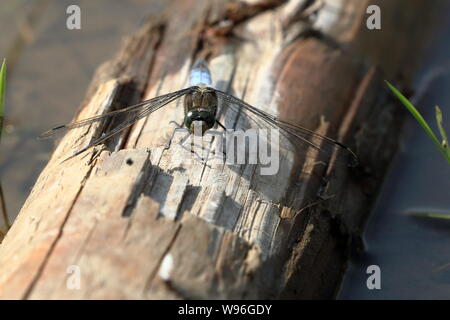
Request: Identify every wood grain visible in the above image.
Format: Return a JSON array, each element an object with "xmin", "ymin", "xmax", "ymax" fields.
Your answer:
[{"xmin": 0, "ymin": 0, "xmax": 436, "ymax": 299}]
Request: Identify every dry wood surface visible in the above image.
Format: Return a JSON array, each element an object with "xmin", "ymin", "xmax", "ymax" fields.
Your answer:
[{"xmin": 0, "ymin": 0, "xmax": 437, "ymax": 299}]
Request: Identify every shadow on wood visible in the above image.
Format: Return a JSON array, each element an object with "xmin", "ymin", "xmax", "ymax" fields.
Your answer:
[{"xmin": 0, "ymin": 0, "xmax": 437, "ymax": 299}]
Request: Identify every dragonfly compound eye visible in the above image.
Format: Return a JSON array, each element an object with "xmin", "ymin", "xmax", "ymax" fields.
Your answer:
[{"xmin": 184, "ymin": 109, "xmax": 215, "ymax": 135}]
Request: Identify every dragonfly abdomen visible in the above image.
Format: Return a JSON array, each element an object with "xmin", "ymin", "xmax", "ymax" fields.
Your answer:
[{"xmin": 189, "ymin": 59, "xmax": 213, "ymax": 87}]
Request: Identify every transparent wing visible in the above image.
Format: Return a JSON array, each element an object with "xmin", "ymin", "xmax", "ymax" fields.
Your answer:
[
  {"xmin": 41, "ymin": 87, "xmax": 195, "ymax": 161},
  {"xmin": 40, "ymin": 87, "xmax": 195, "ymax": 138},
  {"xmin": 211, "ymin": 88, "xmax": 358, "ymax": 166}
]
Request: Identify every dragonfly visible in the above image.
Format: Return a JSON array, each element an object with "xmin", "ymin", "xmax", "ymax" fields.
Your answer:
[{"xmin": 40, "ymin": 59, "xmax": 358, "ymax": 166}]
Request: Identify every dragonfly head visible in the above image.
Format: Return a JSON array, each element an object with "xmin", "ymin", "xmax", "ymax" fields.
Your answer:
[
  {"xmin": 185, "ymin": 109, "xmax": 215, "ymax": 136},
  {"xmin": 184, "ymin": 87, "xmax": 218, "ymax": 136}
]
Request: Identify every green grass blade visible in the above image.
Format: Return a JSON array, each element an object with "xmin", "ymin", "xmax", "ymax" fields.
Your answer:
[
  {"xmin": 409, "ymin": 212, "xmax": 450, "ymax": 220},
  {"xmin": 385, "ymin": 81, "xmax": 450, "ymax": 164},
  {"xmin": 435, "ymin": 106, "xmax": 449, "ymax": 150},
  {"xmin": 0, "ymin": 58, "xmax": 6, "ymax": 141}
]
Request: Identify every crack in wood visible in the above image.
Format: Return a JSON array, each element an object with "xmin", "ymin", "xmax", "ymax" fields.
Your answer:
[
  {"xmin": 0, "ymin": 0, "xmax": 436, "ymax": 300},
  {"xmin": 127, "ymin": 23, "xmax": 167, "ymax": 150},
  {"xmin": 121, "ymin": 150, "xmax": 153, "ymax": 217},
  {"xmin": 21, "ymin": 164, "xmax": 97, "ymax": 299},
  {"xmin": 143, "ymin": 224, "xmax": 182, "ymax": 294}
]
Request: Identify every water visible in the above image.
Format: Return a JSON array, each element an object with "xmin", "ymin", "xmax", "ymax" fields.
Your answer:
[
  {"xmin": 0, "ymin": 0, "xmax": 170, "ymax": 222},
  {"xmin": 339, "ymin": 3, "xmax": 450, "ymax": 299},
  {"xmin": 2, "ymin": 1, "xmax": 450, "ymax": 298}
]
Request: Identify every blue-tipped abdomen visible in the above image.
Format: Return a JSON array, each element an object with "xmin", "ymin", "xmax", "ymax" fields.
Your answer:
[{"xmin": 189, "ymin": 59, "xmax": 212, "ymax": 86}]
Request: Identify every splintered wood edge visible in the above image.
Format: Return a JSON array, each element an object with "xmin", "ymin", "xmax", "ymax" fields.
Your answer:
[{"xmin": 0, "ymin": 0, "xmax": 435, "ymax": 299}]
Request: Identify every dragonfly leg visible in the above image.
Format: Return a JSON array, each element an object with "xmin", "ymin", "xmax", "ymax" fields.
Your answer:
[
  {"xmin": 169, "ymin": 120, "xmax": 184, "ymax": 128},
  {"xmin": 197, "ymin": 124, "xmax": 227, "ymax": 162},
  {"xmin": 215, "ymin": 120, "xmax": 227, "ymax": 131},
  {"xmin": 165, "ymin": 127, "xmax": 208, "ymax": 164},
  {"xmin": 161, "ymin": 125, "xmax": 201, "ymax": 162},
  {"xmin": 178, "ymin": 134, "xmax": 209, "ymax": 163},
  {"xmin": 214, "ymin": 120, "xmax": 228, "ymax": 159},
  {"xmin": 164, "ymin": 127, "xmax": 190, "ymax": 150}
]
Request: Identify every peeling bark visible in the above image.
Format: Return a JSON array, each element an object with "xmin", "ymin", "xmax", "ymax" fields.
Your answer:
[{"xmin": 0, "ymin": 0, "xmax": 436, "ymax": 299}]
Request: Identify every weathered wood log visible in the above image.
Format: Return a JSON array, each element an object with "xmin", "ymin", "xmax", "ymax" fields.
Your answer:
[{"xmin": 0, "ymin": 0, "xmax": 436, "ymax": 299}]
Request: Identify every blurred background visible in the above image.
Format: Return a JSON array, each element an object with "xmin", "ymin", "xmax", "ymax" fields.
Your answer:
[
  {"xmin": 0, "ymin": 0, "xmax": 170, "ymax": 218},
  {"xmin": 339, "ymin": 1, "xmax": 450, "ymax": 298},
  {"xmin": 0, "ymin": 0, "xmax": 449, "ymax": 299}
]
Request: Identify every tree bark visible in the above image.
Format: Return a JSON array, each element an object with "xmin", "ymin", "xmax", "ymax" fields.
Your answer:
[{"xmin": 0, "ymin": 0, "xmax": 436, "ymax": 299}]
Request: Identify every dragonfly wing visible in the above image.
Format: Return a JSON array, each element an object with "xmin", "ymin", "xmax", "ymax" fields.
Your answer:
[
  {"xmin": 59, "ymin": 87, "xmax": 195, "ymax": 161},
  {"xmin": 40, "ymin": 87, "xmax": 195, "ymax": 139},
  {"xmin": 212, "ymin": 88, "xmax": 358, "ymax": 166}
]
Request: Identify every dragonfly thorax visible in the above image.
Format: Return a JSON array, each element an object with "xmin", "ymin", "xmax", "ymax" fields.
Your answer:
[
  {"xmin": 40, "ymin": 58, "xmax": 358, "ymax": 165},
  {"xmin": 184, "ymin": 88, "xmax": 218, "ymax": 135}
]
